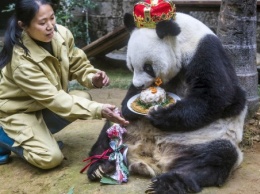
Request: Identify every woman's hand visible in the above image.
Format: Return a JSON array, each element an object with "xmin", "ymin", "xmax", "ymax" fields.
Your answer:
[
  {"xmin": 92, "ymin": 71, "xmax": 110, "ymax": 88},
  {"xmin": 101, "ymin": 104, "xmax": 129, "ymax": 126}
]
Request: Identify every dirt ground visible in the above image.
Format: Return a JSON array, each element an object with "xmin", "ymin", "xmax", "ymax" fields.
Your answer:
[{"xmin": 0, "ymin": 88, "xmax": 260, "ymax": 194}]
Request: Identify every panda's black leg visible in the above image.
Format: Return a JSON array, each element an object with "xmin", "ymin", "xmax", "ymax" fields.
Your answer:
[
  {"xmin": 86, "ymin": 120, "xmax": 116, "ymax": 181},
  {"xmin": 146, "ymin": 139, "xmax": 239, "ymax": 194}
]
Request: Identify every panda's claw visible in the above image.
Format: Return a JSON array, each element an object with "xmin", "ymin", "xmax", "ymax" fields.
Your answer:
[
  {"xmin": 91, "ymin": 174, "xmax": 96, "ymax": 179},
  {"xmin": 145, "ymin": 181, "xmax": 157, "ymax": 194},
  {"xmin": 145, "ymin": 188, "xmax": 156, "ymax": 194},
  {"xmin": 98, "ymin": 166, "xmax": 104, "ymax": 174},
  {"xmin": 152, "ymin": 178, "xmax": 158, "ymax": 183},
  {"xmin": 145, "ymin": 190, "xmax": 156, "ymax": 194},
  {"xmin": 94, "ymin": 168, "xmax": 103, "ymax": 178},
  {"xmin": 147, "ymin": 183, "xmax": 153, "ymax": 187}
]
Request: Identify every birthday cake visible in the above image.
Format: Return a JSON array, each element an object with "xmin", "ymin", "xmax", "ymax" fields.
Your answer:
[{"xmin": 131, "ymin": 86, "xmax": 175, "ymax": 114}]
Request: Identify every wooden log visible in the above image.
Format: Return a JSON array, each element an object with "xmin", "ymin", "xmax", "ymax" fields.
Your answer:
[{"xmin": 81, "ymin": 26, "xmax": 129, "ymax": 58}]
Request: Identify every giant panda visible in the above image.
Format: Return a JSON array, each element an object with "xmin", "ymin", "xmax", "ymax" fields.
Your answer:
[{"xmin": 86, "ymin": 10, "xmax": 247, "ymax": 194}]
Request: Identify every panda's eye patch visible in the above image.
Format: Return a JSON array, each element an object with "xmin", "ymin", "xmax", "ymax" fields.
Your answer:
[{"xmin": 143, "ymin": 63, "xmax": 155, "ymax": 77}]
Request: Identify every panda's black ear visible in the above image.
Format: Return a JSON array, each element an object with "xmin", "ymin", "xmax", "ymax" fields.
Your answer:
[
  {"xmin": 124, "ymin": 13, "xmax": 136, "ymax": 32},
  {"xmin": 156, "ymin": 20, "xmax": 181, "ymax": 39}
]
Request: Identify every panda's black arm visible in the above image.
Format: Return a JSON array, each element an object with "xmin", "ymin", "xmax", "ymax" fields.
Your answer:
[
  {"xmin": 121, "ymin": 83, "xmax": 143, "ymax": 120},
  {"xmin": 148, "ymin": 83, "xmax": 245, "ymax": 131},
  {"xmin": 148, "ymin": 35, "xmax": 246, "ymax": 131}
]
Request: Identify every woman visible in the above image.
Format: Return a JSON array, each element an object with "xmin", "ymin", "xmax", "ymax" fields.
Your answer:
[{"xmin": 0, "ymin": 0, "xmax": 129, "ymax": 169}]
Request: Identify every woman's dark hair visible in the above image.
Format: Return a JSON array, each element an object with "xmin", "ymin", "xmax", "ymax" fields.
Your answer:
[{"xmin": 0, "ymin": 0, "xmax": 56, "ymax": 69}]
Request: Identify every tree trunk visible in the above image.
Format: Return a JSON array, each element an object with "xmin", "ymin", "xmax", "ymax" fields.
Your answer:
[{"xmin": 217, "ymin": 0, "xmax": 259, "ymax": 117}]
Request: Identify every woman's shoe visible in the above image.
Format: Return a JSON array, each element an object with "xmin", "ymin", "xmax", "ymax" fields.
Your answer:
[
  {"xmin": 0, "ymin": 149, "xmax": 11, "ymax": 164},
  {"xmin": 0, "ymin": 126, "xmax": 24, "ymax": 164}
]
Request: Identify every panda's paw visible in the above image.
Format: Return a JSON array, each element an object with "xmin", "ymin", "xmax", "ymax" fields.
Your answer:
[
  {"xmin": 87, "ymin": 160, "xmax": 116, "ymax": 181},
  {"xmin": 145, "ymin": 172, "xmax": 201, "ymax": 194},
  {"xmin": 147, "ymin": 107, "xmax": 171, "ymax": 130}
]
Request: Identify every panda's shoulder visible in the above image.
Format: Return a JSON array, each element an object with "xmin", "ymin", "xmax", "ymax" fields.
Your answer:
[
  {"xmin": 175, "ymin": 13, "xmax": 214, "ymax": 37},
  {"xmin": 175, "ymin": 13, "xmax": 209, "ymax": 28},
  {"xmin": 175, "ymin": 13, "xmax": 219, "ymax": 62}
]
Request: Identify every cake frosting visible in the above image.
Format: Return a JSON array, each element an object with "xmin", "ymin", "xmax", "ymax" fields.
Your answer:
[{"xmin": 139, "ymin": 87, "xmax": 166, "ymax": 105}]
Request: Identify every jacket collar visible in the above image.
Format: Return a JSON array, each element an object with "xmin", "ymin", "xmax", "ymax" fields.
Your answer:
[{"xmin": 19, "ymin": 26, "xmax": 65, "ymax": 63}]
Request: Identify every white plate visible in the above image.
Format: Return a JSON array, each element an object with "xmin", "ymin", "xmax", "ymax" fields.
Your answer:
[{"xmin": 127, "ymin": 92, "xmax": 181, "ymax": 115}]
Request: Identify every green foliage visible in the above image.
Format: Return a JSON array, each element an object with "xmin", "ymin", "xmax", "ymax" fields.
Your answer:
[{"xmin": 55, "ymin": 0, "xmax": 96, "ymax": 44}]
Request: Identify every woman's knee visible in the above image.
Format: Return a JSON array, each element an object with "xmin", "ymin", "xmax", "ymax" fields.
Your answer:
[{"xmin": 25, "ymin": 147, "xmax": 64, "ymax": 169}]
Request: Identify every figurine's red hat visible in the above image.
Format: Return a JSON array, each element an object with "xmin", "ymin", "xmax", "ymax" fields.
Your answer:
[{"xmin": 133, "ymin": 0, "xmax": 176, "ymax": 28}]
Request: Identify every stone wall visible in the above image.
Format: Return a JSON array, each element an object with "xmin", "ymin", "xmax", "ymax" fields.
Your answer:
[
  {"xmin": 88, "ymin": 0, "xmax": 139, "ymax": 41},
  {"xmin": 88, "ymin": 3, "xmax": 259, "ymax": 52},
  {"xmin": 189, "ymin": 11, "xmax": 260, "ymax": 53}
]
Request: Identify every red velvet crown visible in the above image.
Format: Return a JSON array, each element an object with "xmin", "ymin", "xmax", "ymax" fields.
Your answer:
[{"xmin": 133, "ymin": 0, "xmax": 176, "ymax": 28}]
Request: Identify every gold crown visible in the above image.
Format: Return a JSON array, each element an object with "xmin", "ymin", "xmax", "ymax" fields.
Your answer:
[{"xmin": 133, "ymin": 0, "xmax": 176, "ymax": 28}]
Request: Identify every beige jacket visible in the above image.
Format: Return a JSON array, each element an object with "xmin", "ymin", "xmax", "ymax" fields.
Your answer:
[{"xmin": 0, "ymin": 24, "xmax": 103, "ymax": 145}]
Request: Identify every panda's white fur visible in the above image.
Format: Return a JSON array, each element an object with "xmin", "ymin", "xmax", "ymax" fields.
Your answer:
[{"xmin": 88, "ymin": 12, "xmax": 247, "ymax": 194}]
